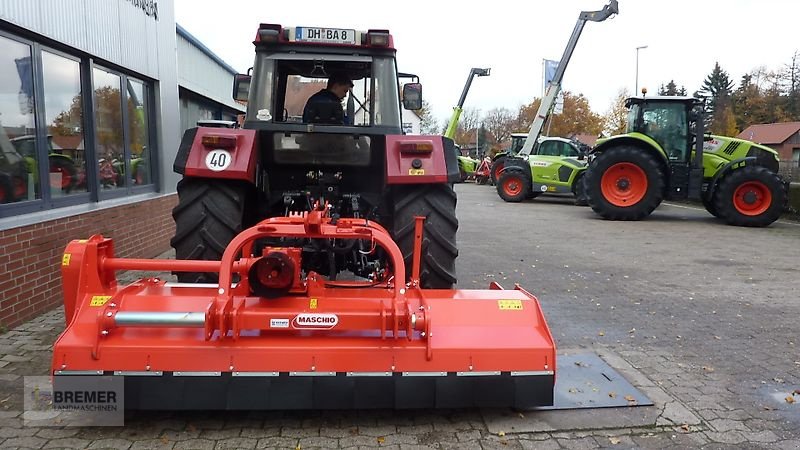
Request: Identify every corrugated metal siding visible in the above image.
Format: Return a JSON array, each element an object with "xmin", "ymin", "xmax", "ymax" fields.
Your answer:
[
  {"xmin": 176, "ymin": 33, "xmax": 243, "ymax": 111},
  {"xmin": 117, "ymin": 0, "xmax": 149, "ymax": 76},
  {"xmin": 84, "ymin": 0, "xmax": 122, "ymax": 69},
  {"xmin": 0, "ymin": 0, "xmax": 42, "ymax": 32},
  {"xmin": 0, "ymin": 0, "xmax": 159, "ymax": 79},
  {"xmin": 38, "ymin": 0, "xmax": 87, "ymax": 52}
]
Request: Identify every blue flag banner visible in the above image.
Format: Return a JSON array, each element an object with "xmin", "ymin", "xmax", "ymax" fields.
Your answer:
[{"xmin": 542, "ymin": 59, "xmax": 558, "ymax": 94}]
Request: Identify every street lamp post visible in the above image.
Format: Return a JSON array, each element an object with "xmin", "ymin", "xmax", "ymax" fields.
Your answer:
[{"xmin": 635, "ymin": 45, "xmax": 648, "ymax": 95}]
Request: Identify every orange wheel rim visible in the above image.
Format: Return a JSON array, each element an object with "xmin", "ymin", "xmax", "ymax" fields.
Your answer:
[
  {"xmin": 493, "ymin": 163, "xmax": 504, "ymax": 180},
  {"xmin": 600, "ymin": 162, "xmax": 648, "ymax": 207},
  {"xmin": 502, "ymin": 176, "xmax": 523, "ymax": 197},
  {"xmin": 733, "ymin": 181, "xmax": 771, "ymax": 216}
]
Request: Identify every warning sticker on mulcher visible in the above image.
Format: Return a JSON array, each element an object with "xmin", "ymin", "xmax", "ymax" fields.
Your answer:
[
  {"xmin": 498, "ymin": 300, "xmax": 523, "ymax": 310},
  {"xmin": 270, "ymin": 318, "xmax": 290, "ymax": 328},
  {"xmin": 90, "ymin": 296, "xmax": 112, "ymax": 307},
  {"xmin": 292, "ymin": 313, "xmax": 339, "ymax": 329}
]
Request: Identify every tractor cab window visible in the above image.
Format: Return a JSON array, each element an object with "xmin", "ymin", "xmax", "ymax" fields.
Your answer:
[
  {"xmin": 629, "ymin": 102, "xmax": 689, "ymax": 161},
  {"xmin": 247, "ymin": 53, "xmax": 401, "ymax": 128},
  {"xmin": 509, "ymin": 136, "xmax": 525, "ymax": 154},
  {"xmin": 538, "ymin": 140, "xmax": 579, "ymax": 157}
]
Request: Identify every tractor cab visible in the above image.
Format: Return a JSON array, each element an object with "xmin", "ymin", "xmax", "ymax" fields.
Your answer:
[{"xmin": 624, "ymin": 96, "xmax": 701, "ymax": 162}]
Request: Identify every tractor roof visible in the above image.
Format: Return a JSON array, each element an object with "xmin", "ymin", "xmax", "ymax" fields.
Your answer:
[
  {"xmin": 254, "ymin": 24, "xmax": 395, "ymax": 50},
  {"xmin": 625, "ymin": 96, "xmax": 702, "ymax": 108}
]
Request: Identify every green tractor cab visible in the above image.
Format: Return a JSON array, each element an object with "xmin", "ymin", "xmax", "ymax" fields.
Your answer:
[
  {"xmin": 495, "ymin": 135, "xmax": 590, "ymax": 205},
  {"xmin": 454, "ymin": 145, "xmax": 479, "ymax": 182},
  {"xmin": 584, "ymin": 96, "xmax": 787, "ymax": 227}
]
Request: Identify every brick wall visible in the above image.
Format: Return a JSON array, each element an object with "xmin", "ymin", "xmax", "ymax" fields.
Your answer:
[{"xmin": 0, "ymin": 194, "xmax": 177, "ymax": 329}]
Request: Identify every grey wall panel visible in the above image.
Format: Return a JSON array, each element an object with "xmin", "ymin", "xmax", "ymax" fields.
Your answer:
[
  {"xmin": 0, "ymin": 0, "xmax": 42, "ymax": 32},
  {"xmin": 117, "ymin": 0, "xmax": 150, "ymax": 77},
  {"xmin": 176, "ymin": 33, "xmax": 243, "ymax": 112},
  {"xmin": 38, "ymin": 0, "xmax": 87, "ymax": 52},
  {"xmin": 146, "ymin": 16, "xmax": 159, "ymax": 77},
  {"xmin": 83, "ymin": 0, "xmax": 122, "ymax": 69},
  {"xmin": 153, "ymin": 1, "xmax": 181, "ymax": 194}
]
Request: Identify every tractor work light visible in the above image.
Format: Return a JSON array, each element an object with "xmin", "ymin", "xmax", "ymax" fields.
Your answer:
[
  {"xmin": 366, "ymin": 30, "xmax": 390, "ymax": 47},
  {"xmin": 256, "ymin": 24, "xmax": 282, "ymax": 43},
  {"xmin": 201, "ymin": 135, "xmax": 237, "ymax": 149}
]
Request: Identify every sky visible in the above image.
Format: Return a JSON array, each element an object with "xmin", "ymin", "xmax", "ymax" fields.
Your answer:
[{"xmin": 173, "ymin": 0, "xmax": 800, "ymax": 124}]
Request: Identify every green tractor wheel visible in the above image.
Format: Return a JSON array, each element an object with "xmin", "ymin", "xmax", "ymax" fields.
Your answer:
[
  {"xmin": 497, "ymin": 170, "xmax": 531, "ymax": 202},
  {"xmin": 585, "ymin": 146, "xmax": 665, "ymax": 220},
  {"xmin": 713, "ymin": 166, "xmax": 786, "ymax": 227}
]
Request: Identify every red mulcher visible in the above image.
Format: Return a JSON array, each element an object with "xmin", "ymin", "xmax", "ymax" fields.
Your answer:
[{"xmin": 52, "ymin": 22, "xmax": 557, "ymax": 410}]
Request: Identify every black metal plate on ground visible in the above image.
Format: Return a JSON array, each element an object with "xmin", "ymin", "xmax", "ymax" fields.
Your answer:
[{"xmin": 532, "ymin": 353, "xmax": 653, "ymax": 411}]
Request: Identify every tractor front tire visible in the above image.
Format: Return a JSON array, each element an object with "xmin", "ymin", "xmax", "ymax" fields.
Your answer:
[
  {"xmin": 714, "ymin": 166, "xmax": 786, "ymax": 227},
  {"xmin": 392, "ymin": 184, "xmax": 458, "ymax": 289},
  {"xmin": 585, "ymin": 146, "xmax": 665, "ymax": 220},
  {"xmin": 497, "ymin": 170, "xmax": 531, "ymax": 202},
  {"xmin": 170, "ymin": 179, "xmax": 247, "ymax": 282},
  {"xmin": 491, "ymin": 156, "xmax": 507, "ymax": 185}
]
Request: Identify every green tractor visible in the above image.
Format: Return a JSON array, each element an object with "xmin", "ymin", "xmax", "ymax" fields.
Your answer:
[
  {"xmin": 584, "ymin": 96, "xmax": 787, "ymax": 227},
  {"xmin": 454, "ymin": 145, "xmax": 479, "ymax": 182},
  {"xmin": 495, "ymin": 134, "xmax": 590, "ymax": 205}
]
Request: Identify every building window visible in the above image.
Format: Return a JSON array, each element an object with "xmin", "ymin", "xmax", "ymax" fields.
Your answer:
[
  {"xmin": 0, "ymin": 31, "xmax": 158, "ymax": 218},
  {"xmin": 41, "ymin": 50, "xmax": 86, "ymax": 198},
  {"xmin": 93, "ymin": 67, "xmax": 125, "ymax": 190},
  {"xmin": 126, "ymin": 78, "xmax": 152, "ymax": 185},
  {"xmin": 0, "ymin": 35, "xmax": 37, "ymax": 205}
]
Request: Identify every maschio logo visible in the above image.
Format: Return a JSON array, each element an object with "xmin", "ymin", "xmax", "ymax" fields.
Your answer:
[{"xmin": 292, "ymin": 313, "xmax": 339, "ymax": 329}]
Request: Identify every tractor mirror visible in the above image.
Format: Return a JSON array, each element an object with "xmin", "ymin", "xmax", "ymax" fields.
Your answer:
[
  {"xmin": 402, "ymin": 83, "xmax": 422, "ymax": 110},
  {"xmin": 233, "ymin": 74, "xmax": 251, "ymax": 102}
]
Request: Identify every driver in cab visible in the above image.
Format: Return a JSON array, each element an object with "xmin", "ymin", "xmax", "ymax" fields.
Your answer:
[{"xmin": 302, "ymin": 73, "xmax": 353, "ymax": 124}]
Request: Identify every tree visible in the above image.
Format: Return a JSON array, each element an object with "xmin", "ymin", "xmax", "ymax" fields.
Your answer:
[
  {"xmin": 452, "ymin": 107, "xmax": 481, "ymax": 147},
  {"xmin": 482, "ymin": 107, "xmax": 515, "ymax": 148},
  {"xmin": 779, "ymin": 50, "xmax": 800, "ymax": 119},
  {"xmin": 602, "ymin": 88, "xmax": 630, "ymax": 136},
  {"xmin": 658, "ymin": 80, "xmax": 687, "ymax": 96},
  {"xmin": 512, "ymin": 91, "xmax": 603, "ymax": 138},
  {"xmin": 698, "ymin": 62, "xmax": 735, "ymax": 134},
  {"xmin": 416, "ymin": 100, "xmax": 440, "ymax": 135}
]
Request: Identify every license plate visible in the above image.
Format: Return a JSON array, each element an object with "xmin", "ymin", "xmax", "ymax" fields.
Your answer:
[{"xmin": 295, "ymin": 27, "xmax": 357, "ymax": 45}]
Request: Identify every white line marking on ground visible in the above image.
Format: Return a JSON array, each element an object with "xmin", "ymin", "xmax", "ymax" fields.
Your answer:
[{"xmin": 662, "ymin": 202, "xmax": 800, "ymax": 226}]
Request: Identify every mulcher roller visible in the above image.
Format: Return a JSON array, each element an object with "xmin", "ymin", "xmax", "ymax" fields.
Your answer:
[{"xmin": 53, "ymin": 211, "xmax": 556, "ymax": 409}]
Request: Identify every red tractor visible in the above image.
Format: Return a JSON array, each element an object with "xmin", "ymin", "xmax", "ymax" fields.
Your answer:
[{"xmin": 171, "ymin": 25, "xmax": 460, "ymax": 289}]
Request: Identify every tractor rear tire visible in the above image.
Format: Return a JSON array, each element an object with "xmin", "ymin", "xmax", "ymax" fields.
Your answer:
[
  {"xmin": 497, "ymin": 170, "xmax": 531, "ymax": 202},
  {"xmin": 170, "ymin": 179, "xmax": 247, "ymax": 282},
  {"xmin": 573, "ymin": 173, "xmax": 589, "ymax": 206},
  {"xmin": 392, "ymin": 184, "xmax": 458, "ymax": 289},
  {"xmin": 585, "ymin": 146, "xmax": 665, "ymax": 220},
  {"xmin": 714, "ymin": 166, "xmax": 786, "ymax": 227}
]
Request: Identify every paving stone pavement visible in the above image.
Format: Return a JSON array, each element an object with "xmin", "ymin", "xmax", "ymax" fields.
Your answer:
[{"xmin": 0, "ymin": 184, "xmax": 799, "ymax": 449}]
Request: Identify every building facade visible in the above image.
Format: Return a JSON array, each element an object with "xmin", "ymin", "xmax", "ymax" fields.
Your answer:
[{"xmin": 0, "ymin": 0, "xmax": 242, "ymax": 328}]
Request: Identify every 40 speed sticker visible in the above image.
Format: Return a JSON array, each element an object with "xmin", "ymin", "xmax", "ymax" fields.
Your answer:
[
  {"xmin": 292, "ymin": 313, "xmax": 339, "ymax": 330},
  {"xmin": 205, "ymin": 149, "xmax": 232, "ymax": 172}
]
